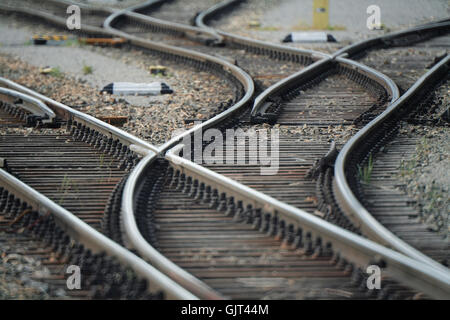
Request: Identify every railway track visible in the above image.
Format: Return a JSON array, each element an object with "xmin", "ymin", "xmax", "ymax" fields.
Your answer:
[
  {"xmin": 0, "ymin": 0, "xmax": 253, "ymax": 116},
  {"xmin": 334, "ymin": 55, "xmax": 450, "ymax": 273},
  {"xmin": 104, "ymin": 0, "xmax": 327, "ymax": 92},
  {"xmin": 122, "ymin": 141, "xmax": 450, "ymax": 299},
  {"xmin": 0, "ymin": 200, "xmax": 154, "ymax": 299},
  {"xmin": 335, "ymin": 23, "xmax": 450, "ymax": 91},
  {"xmin": 0, "ymin": 0, "xmax": 113, "ymax": 36},
  {"xmin": 127, "ymin": 157, "xmax": 426, "ymax": 299},
  {"xmin": 0, "ymin": 80, "xmax": 154, "ymax": 239},
  {"xmin": 0, "ymin": 80, "xmax": 196, "ymax": 299},
  {"xmin": 0, "ymin": 92, "xmax": 135, "ymax": 237},
  {"xmin": 114, "ymin": 9, "xmax": 449, "ymax": 298},
  {"xmin": 120, "ymin": 5, "xmax": 449, "ymax": 298},
  {"xmin": 0, "ymin": 0, "xmax": 449, "ymax": 300},
  {"xmin": 174, "ymin": 18, "xmax": 450, "ymax": 265},
  {"xmin": 175, "ymin": 53, "xmax": 399, "ymax": 235},
  {"xmin": 138, "ymin": 0, "xmax": 220, "ymax": 26},
  {"xmin": 195, "ymin": 0, "xmax": 343, "ymax": 56}
]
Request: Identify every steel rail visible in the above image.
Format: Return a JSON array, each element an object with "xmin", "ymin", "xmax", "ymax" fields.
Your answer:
[
  {"xmin": 163, "ymin": 144, "xmax": 450, "ymax": 299},
  {"xmin": 195, "ymin": 0, "xmax": 402, "ymax": 120},
  {"xmin": 0, "ymin": 167, "xmax": 196, "ymax": 300},
  {"xmin": 0, "ymin": 1, "xmax": 250, "ymax": 295},
  {"xmin": 104, "ymin": 0, "xmax": 337, "ymax": 299},
  {"xmin": 2, "ymin": 0, "xmax": 327, "ymax": 155},
  {"xmin": 195, "ymin": 0, "xmax": 330, "ymax": 61},
  {"xmin": 333, "ymin": 54, "xmax": 450, "ymax": 274},
  {"xmin": 4, "ymin": 0, "xmax": 448, "ymax": 299},
  {"xmin": 45, "ymin": 0, "xmax": 116, "ymax": 16},
  {"xmin": 118, "ymin": 27, "xmax": 444, "ymax": 295},
  {"xmin": 75, "ymin": 0, "xmax": 450, "ymax": 296},
  {"xmin": 103, "ymin": 9, "xmax": 253, "ymax": 93},
  {"xmin": 160, "ymin": 5, "xmax": 449, "ymax": 296},
  {"xmin": 100, "ymin": 26, "xmax": 255, "ymax": 153},
  {"xmin": 102, "ymin": 1, "xmax": 223, "ymax": 45},
  {"xmin": 0, "ymin": 86, "xmax": 197, "ymax": 299},
  {"xmin": 194, "ymin": 0, "xmax": 242, "ymax": 34},
  {"xmin": 105, "ymin": 2, "xmax": 258, "ymax": 155},
  {"xmin": 335, "ymin": 56, "xmax": 400, "ymax": 101},
  {"xmin": 118, "ymin": 1, "xmax": 447, "ymax": 300},
  {"xmin": 120, "ymin": 142, "xmax": 450, "ymax": 300},
  {"xmin": 103, "ymin": 0, "xmax": 327, "ymax": 153},
  {"xmin": 246, "ymin": 20, "xmax": 448, "ymax": 276},
  {"xmin": 1, "ymin": 3, "xmax": 253, "ymax": 297},
  {"xmin": 0, "ymin": 87, "xmax": 56, "ymax": 124},
  {"xmin": 106, "ymin": 0, "xmax": 327, "ymax": 61},
  {"xmin": 334, "ymin": 21, "xmax": 450, "ymax": 58},
  {"xmin": 121, "ymin": 153, "xmax": 225, "ymax": 300},
  {"xmin": 251, "ymin": 56, "xmax": 400, "ymax": 118},
  {"xmin": 251, "ymin": 57, "xmax": 332, "ymax": 117},
  {"xmin": 0, "ymin": 77, "xmax": 159, "ymax": 154}
]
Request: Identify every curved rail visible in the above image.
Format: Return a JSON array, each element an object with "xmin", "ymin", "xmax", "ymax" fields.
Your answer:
[
  {"xmin": 162, "ymin": 144, "xmax": 450, "ymax": 299},
  {"xmin": 251, "ymin": 56, "xmax": 400, "ymax": 118},
  {"xmin": 0, "ymin": 77, "xmax": 159, "ymax": 154},
  {"xmin": 121, "ymin": 153, "xmax": 225, "ymax": 300},
  {"xmin": 0, "ymin": 87, "xmax": 56, "ymax": 124},
  {"xmin": 121, "ymin": 142, "xmax": 450, "ymax": 299},
  {"xmin": 249, "ymin": 20, "xmax": 448, "ymax": 119},
  {"xmin": 0, "ymin": 168, "xmax": 195, "ymax": 299},
  {"xmin": 103, "ymin": 17, "xmax": 254, "ymax": 113},
  {"xmin": 103, "ymin": 0, "xmax": 223, "ymax": 45},
  {"xmin": 1, "ymin": 2, "xmax": 254, "ymax": 298},
  {"xmin": 4, "ymin": 0, "xmax": 449, "ymax": 299},
  {"xmin": 103, "ymin": 0, "xmax": 329, "ymax": 152},
  {"xmin": 195, "ymin": 0, "xmax": 329, "ymax": 61},
  {"xmin": 118, "ymin": 0, "xmax": 449, "ymax": 299},
  {"xmin": 1, "ymin": 0, "xmax": 254, "ymax": 122},
  {"xmin": 0, "ymin": 0, "xmax": 114, "ymax": 36},
  {"xmin": 102, "ymin": 1, "xmax": 256, "ymax": 154},
  {"xmin": 2, "ymin": 0, "xmax": 331, "ymax": 155},
  {"xmin": 334, "ymin": 21, "xmax": 450, "ymax": 58},
  {"xmin": 248, "ymin": 18, "xmax": 449, "ymax": 274},
  {"xmin": 333, "ymin": 54, "xmax": 450, "ymax": 273}
]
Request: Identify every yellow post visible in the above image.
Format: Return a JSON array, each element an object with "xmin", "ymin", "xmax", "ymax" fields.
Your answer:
[{"xmin": 313, "ymin": 0, "xmax": 329, "ymax": 30}]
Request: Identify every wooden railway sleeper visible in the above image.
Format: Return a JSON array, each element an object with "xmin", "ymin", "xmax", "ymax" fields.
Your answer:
[
  {"xmin": 0, "ymin": 188, "xmax": 161, "ymax": 299},
  {"xmin": 157, "ymin": 160, "xmax": 427, "ymax": 298}
]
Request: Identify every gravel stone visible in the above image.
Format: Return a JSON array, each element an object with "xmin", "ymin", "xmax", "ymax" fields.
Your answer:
[
  {"xmin": 209, "ymin": 0, "xmax": 449, "ymax": 54},
  {"xmin": 147, "ymin": 0, "xmax": 223, "ymax": 25},
  {"xmin": 397, "ymin": 124, "xmax": 449, "ymax": 238},
  {"xmin": 396, "ymin": 84, "xmax": 449, "ymax": 237},
  {"xmin": 0, "ymin": 14, "xmax": 236, "ymax": 146},
  {"xmin": 0, "ymin": 236, "xmax": 69, "ymax": 299}
]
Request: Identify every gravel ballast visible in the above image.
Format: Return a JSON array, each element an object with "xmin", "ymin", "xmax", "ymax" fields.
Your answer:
[
  {"xmin": 396, "ymin": 83, "xmax": 450, "ymax": 237},
  {"xmin": 397, "ymin": 124, "xmax": 449, "ymax": 237},
  {"xmin": 0, "ymin": 232, "xmax": 69, "ymax": 299},
  {"xmin": 0, "ymin": 14, "xmax": 236, "ymax": 146},
  {"xmin": 145, "ymin": 0, "xmax": 223, "ymax": 25},
  {"xmin": 209, "ymin": 0, "xmax": 449, "ymax": 54}
]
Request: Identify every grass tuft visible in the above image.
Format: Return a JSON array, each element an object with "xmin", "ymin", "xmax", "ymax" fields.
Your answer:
[
  {"xmin": 358, "ymin": 154, "xmax": 373, "ymax": 184},
  {"xmin": 49, "ymin": 67, "xmax": 62, "ymax": 78},
  {"xmin": 82, "ymin": 64, "xmax": 93, "ymax": 75}
]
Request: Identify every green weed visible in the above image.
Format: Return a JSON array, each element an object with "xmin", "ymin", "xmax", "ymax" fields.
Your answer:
[{"xmin": 358, "ymin": 154, "xmax": 374, "ymax": 184}]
